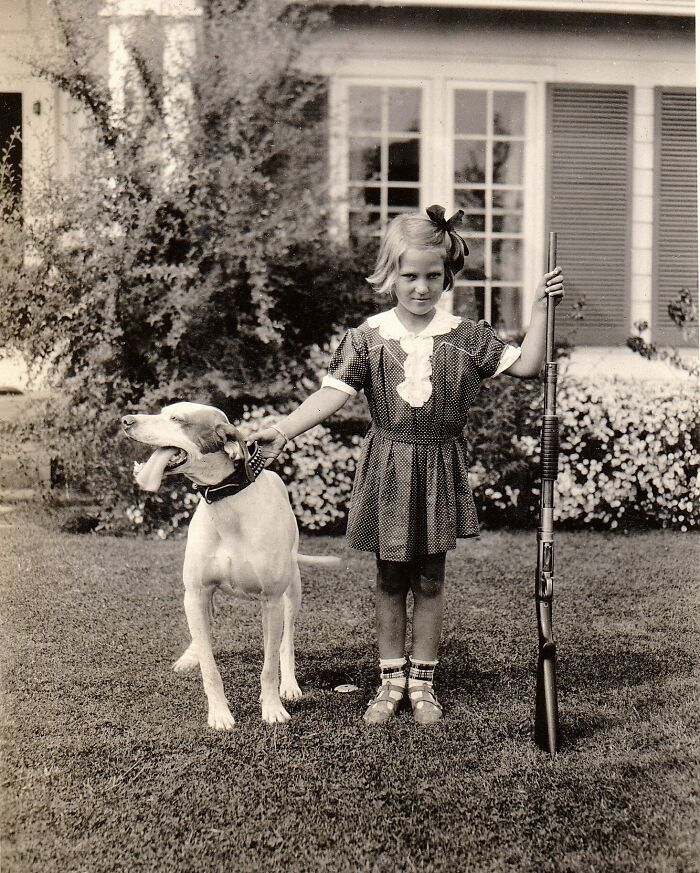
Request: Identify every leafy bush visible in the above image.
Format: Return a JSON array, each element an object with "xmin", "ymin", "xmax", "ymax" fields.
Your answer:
[
  {"xmin": 520, "ymin": 380, "xmax": 699, "ymax": 531},
  {"xmin": 113, "ymin": 366, "xmax": 698, "ymax": 537},
  {"xmin": 626, "ymin": 288, "xmax": 698, "ymax": 376},
  {"xmin": 0, "ymin": 0, "xmax": 376, "ymax": 507}
]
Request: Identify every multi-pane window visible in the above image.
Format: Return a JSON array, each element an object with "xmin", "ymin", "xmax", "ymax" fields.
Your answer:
[
  {"xmin": 346, "ymin": 85, "xmax": 421, "ymax": 242},
  {"xmin": 451, "ymin": 88, "xmax": 527, "ymax": 334},
  {"xmin": 338, "ymin": 80, "xmax": 530, "ymax": 333}
]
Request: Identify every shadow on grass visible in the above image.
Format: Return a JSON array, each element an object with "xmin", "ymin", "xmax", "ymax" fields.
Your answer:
[{"xmin": 202, "ymin": 629, "xmax": 695, "ymax": 752}]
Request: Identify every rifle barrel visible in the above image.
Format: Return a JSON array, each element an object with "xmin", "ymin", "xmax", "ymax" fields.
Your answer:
[{"xmin": 535, "ymin": 230, "xmax": 560, "ymax": 757}]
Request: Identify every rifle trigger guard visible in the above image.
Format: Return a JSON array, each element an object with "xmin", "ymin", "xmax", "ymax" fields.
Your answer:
[{"xmin": 537, "ymin": 574, "xmax": 554, "ymax": 600}]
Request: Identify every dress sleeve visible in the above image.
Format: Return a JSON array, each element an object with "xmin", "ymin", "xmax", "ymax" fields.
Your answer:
[
  {"xmin": 321, "ymin": 328, "xmax": 369, "ymax": 395},
  {"xmin": 473, "ymin": 320, "xmax": 522, "ymax": 379}
]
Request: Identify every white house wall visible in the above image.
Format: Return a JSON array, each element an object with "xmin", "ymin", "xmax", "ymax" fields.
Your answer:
[
  {"xmin": 0, "ymin": 0, "xmax": 84, "ymax": 185},
  {"xmin": 309, "ymin": 8, "xmax": 695, "ymax": 378},
  {"xmin": 0, "ymin": 4, "xmax": 695, "ymax": 387}
]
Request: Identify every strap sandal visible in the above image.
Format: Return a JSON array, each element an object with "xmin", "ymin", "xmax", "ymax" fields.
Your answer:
[
  {"xmin": 408, "ymin": 683, "xmax": 443, "ymax": 725},
  {"xmin": 363, "ymin": 680, "xmax": 406, "ymax": 725}
]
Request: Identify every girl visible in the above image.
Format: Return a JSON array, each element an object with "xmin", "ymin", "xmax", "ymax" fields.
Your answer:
[{"xmin": 251, "ymin": 205, "xmax": 564, "ymax": 725}]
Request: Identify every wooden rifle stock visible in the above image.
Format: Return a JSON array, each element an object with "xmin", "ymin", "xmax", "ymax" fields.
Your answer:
[{"xmin": 534, "ymin": 231, "xmax": 561, "ymax": 757}]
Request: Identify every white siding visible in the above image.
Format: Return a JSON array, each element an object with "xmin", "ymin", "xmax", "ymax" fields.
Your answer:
[
  {"xmin": 311, "ymin": 9, "xmax": 694, "ymax": 346},
  {"xmin": 331, "ymin": 0, "xmax": 693, "ymax": 14}
]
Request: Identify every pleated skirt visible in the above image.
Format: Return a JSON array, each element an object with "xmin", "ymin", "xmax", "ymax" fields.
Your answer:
[{"xmin": 346, "ymin": 427, "xmax": 480, "ymax": 561}]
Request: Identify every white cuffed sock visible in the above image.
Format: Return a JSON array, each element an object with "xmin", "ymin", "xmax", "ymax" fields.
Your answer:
[
  {"xmin": 408, "ymin": 657, "xmax": 438, "ymax": 688},
  {"xmin": 379, "ymin": 657, "xmax": 407, "ymax": 686}
]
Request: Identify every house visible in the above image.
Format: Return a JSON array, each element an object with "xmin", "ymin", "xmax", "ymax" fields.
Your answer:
[{"xmin": 0, "ymin": 0, "xmax": 696, "ymax": 387}]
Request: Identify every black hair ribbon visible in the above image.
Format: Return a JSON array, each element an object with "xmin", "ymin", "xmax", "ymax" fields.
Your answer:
[{"xmin": 425, "ymin": 204, "xmax": 469, "ymax": 260}]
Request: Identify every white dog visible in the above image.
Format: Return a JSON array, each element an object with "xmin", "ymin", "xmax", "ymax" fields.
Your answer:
[{"xmin": 121, "ymin": 401, "xmax": 337, "ymax": 730}]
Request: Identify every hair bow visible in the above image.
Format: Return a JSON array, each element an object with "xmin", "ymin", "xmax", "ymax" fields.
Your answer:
[
  {"xmin": 425, "ymin": 204, "xmax": 469, "ymax": 264},
  {"xmin": 426, "ymin": 204, "xmax": 465, "ymax": 233}
]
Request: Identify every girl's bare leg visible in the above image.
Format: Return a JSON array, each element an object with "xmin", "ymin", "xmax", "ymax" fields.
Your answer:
[
  {"xmin": 410, "ymin": 553, "xmax": 447, "ymax": 660},
  {"xmin": 364, "ymin": 559, "xmax": 412, "ymax": 724},
  {"xmin": 375, "ymin": 558, "xmax": 412, "ymax": 658}
]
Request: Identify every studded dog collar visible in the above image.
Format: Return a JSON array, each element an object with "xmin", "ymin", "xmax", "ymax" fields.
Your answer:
[{"xmin": 192, "ymin": 441, "xmax": 266, "ymax": 504}]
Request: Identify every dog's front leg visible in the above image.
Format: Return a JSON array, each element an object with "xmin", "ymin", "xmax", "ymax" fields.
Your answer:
[
  {"xmin": 183, "ymin": 584, "xmax": 235, "ymax": 731},
  {"xmin": 279, "ymin": 570, "xmax": 302, "ymax": 701},
  {"xmin": 173, "ymin": 586, "xmax": 215, "ymax": 673},
  {"xmin": 260, "ymin": 597, "xmax": 291, "ymax": 724}
]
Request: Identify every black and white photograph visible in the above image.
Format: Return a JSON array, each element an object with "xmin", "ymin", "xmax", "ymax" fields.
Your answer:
[{"xmin": 0, "ymin": 0, "xmax": 697, "ymax": 870}]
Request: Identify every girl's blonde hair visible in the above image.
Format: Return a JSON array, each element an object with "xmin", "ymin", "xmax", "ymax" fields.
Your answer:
[{"xmin": 366, "ymin": 210, "xmax": 468, "ymax": 298}]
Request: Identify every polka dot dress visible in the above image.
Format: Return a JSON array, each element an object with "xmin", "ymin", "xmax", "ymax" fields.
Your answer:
[{"xmin": 323, "ymin": 308, "xmax": 520, "ymax": 562}]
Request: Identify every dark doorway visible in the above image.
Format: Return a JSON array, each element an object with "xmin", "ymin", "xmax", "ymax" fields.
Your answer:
[{"xmin": 1, "ymin": 93, "xmax": 23, "ymax": 199}]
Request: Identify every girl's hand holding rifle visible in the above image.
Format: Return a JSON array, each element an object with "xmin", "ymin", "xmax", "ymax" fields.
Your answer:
[
  {"xmin": 502, "ymin": 267, "xmax": 565, "ymax": 379},
  {"xmin": 534, "ymin": 267, "xmax": 565, "ymax": 311}
]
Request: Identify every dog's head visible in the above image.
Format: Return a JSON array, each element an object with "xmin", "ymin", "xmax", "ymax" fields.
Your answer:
[{"xmin": 121, "ymin": 401, "xmax": 249, "ymax": 492}]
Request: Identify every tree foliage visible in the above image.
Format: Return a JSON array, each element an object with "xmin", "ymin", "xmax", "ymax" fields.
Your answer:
[{"xmin": 0, "ymin": 0, "xmax": 376, "ymax": 499}]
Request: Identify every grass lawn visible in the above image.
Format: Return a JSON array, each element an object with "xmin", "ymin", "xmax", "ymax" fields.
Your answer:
[{"xmin": 1, "ymin": 509, "xmax": 698, "ymax": 872}]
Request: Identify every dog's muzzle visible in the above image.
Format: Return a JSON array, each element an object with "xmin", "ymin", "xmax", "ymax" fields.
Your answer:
[{"xmin": 122, "ymin": 416, "xmax": 191, "ymax": 491}]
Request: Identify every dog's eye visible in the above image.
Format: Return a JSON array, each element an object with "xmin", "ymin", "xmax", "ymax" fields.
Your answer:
[{"xmin": 169, "ymin": 417, "xmax": 183, "ymax": 424}]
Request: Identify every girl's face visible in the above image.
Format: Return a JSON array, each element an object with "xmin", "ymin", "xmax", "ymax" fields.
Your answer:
[{"xmin": 393, "ymin": 247, "xmax": 445, "ymax": 321}]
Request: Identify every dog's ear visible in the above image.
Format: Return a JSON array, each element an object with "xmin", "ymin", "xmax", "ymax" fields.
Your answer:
[
  {"xmin": 214, "ymin": 423, "xmax": 253, "ymax": 479},
  {"xmin": 196, "ymin": 425, "xmax": 227, "ymax": 455}
]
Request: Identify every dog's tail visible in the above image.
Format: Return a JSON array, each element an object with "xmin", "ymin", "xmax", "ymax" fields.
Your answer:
[{"xmin": 297, "ymin": 554, "xmax": 341, "ymax": 568}]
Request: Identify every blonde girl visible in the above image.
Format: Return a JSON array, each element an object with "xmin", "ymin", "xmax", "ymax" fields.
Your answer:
[{"xmin": 252, "ymin": 206, "xmax": 564, "ymax": 724}]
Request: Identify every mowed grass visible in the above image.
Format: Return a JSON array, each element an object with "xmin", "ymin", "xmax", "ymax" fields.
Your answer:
[{"xmin": 1, "ymin": 509, "xmax": 698, "ymax": 873}]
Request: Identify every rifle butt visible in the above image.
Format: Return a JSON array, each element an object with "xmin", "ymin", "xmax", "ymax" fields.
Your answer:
[{"xmin": 535, "ymin": 596, "xmax": 560, "ymax": 755}]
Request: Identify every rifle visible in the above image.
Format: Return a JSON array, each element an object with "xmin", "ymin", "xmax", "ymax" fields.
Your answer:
[{"xmin": 534, "ymin": 231, "xmax": 561, "ymax": 757}]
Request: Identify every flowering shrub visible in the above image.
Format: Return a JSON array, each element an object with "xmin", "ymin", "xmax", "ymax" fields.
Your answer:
[
  {"xmin": 122, "ymin": 486, "xmax": 201, "ymax": 539},
  {"xmin": 118, "ymin": 376, "xmax": 698, "ymax": 537},
  {"xmin": 518, "ymin": 380, "xmax": 699, "ymax": 531},
  {"xmin": 236, "ymin": 408, "xmax": 364, "ymax": 532},
  {"xmin": 117, "ymin": 405, "xmax": 363, "ymax": 537}
]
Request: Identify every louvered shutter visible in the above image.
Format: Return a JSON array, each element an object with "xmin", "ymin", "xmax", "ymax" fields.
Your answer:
[
  {"xmin": 653, "ymin": 88, "xmax": 698, "ymax": 346},
  {"xmin": 547, "ymin": 85, "xmax": 632, "ymax": 345}
]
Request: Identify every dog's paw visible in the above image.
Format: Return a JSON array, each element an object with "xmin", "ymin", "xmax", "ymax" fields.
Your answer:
[
  {"xmin": 172, "ymin": 651, "xmax": 199, "ymax": 673},
  {"xmin": 208, "ymin": 705, "xmax": 236, "ymax": 731},
  {"xmin": 261, "ymin": 700, "xmax": 291, "ymax": 724},
  {"xmin": 279, "ymin": 679, "xmax": 303, "ymax": 701}
]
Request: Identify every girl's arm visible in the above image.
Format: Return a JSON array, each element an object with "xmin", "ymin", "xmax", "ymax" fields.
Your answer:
[
  {"xmin": 251, "ymin": 387, "xmax": 351, "ymax": 466},
  {"xmin": 505, "ymin": 267, "xmax": 564, "ymax": 378}
]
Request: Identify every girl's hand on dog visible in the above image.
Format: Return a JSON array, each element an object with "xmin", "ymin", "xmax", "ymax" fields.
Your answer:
[{"xmin": 251, "ymin": 427, "xmax": 287, "ymax": 467}]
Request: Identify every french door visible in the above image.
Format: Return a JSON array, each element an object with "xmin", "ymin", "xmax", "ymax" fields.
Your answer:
[{"xmin": 335, "ymin": 78, "xmax": 536, "ymax": 334}]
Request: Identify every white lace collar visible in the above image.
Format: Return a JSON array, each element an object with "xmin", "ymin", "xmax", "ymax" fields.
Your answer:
[
  {"xmin": 366, "ymin": 307, "xmax": 462, "ymax": 408},
  {"xmin": 367, "ymin": 307, "xmax": 461, "ymax": 341}
]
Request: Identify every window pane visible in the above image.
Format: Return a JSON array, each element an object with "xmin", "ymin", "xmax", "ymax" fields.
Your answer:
[
  {"xmin": 493, "ymin": 141, "xmax": 524, "ymax": 185},
  {"xmin": 460, "ymin": 237, "xmax": 486, "ymax": 280},
  {"xmin": 388, "ymin": 88, "xmax": 421, "ymax": 133},
  {"xmin": 387, "ymin": 138, "xmax": 420, "ymax": 182},
  {"xmin": 453, "ymin": 285, "xmax": 485, "ymax": 321},
  {"xmin": 492, "ymin": 189, "xmax": 523, "ymax": 211},
  {"xmin": 349, "ymin": 138, "xmax": 381, "ymax": 182},
  {"xmin": 493, "ymin": 91, "xmax": 525, "ymax": 136},
  {"xmin": 348, "ymin": 185, "xmax": 381, "ymax": 208},
  {"xmin": 454, "ymin": 140, "xmax": 486, "ymax": 184},
  {"xmin": 455, "ymin": 90, "xmax": 487, "ymax": 135},
  {"xmin": 387, "ymin": 186, "xmax": 420, "ymax": 208},
  {"xmin": 349, "ymin": 86, "xmax": 382, "ymax": 131},
  {"xmin": 492, "ymin": 213, "xmax": 521, "ymax": 234},
  {"xmin": 463, "ymin": 212, "xmax": 486, "ymax": 233},
  {"xmin": 492, "ymin": 286, "xmax": 522, "ymax": 333},
  {"xmin": 454, "ymin": 188, "xmax": 486, "ymax": 211},
  {"xmin": 451, "ymin": 88, "xmax": 528, "ymax": 313},
  {"xmin": 492, "ymin": 238, "xmax": 522, "ymax": 280}
]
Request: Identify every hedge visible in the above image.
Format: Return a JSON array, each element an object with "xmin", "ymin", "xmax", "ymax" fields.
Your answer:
[{"xmin": 119, "ymin": 376, "xmax": 698, "ymax": 538}]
